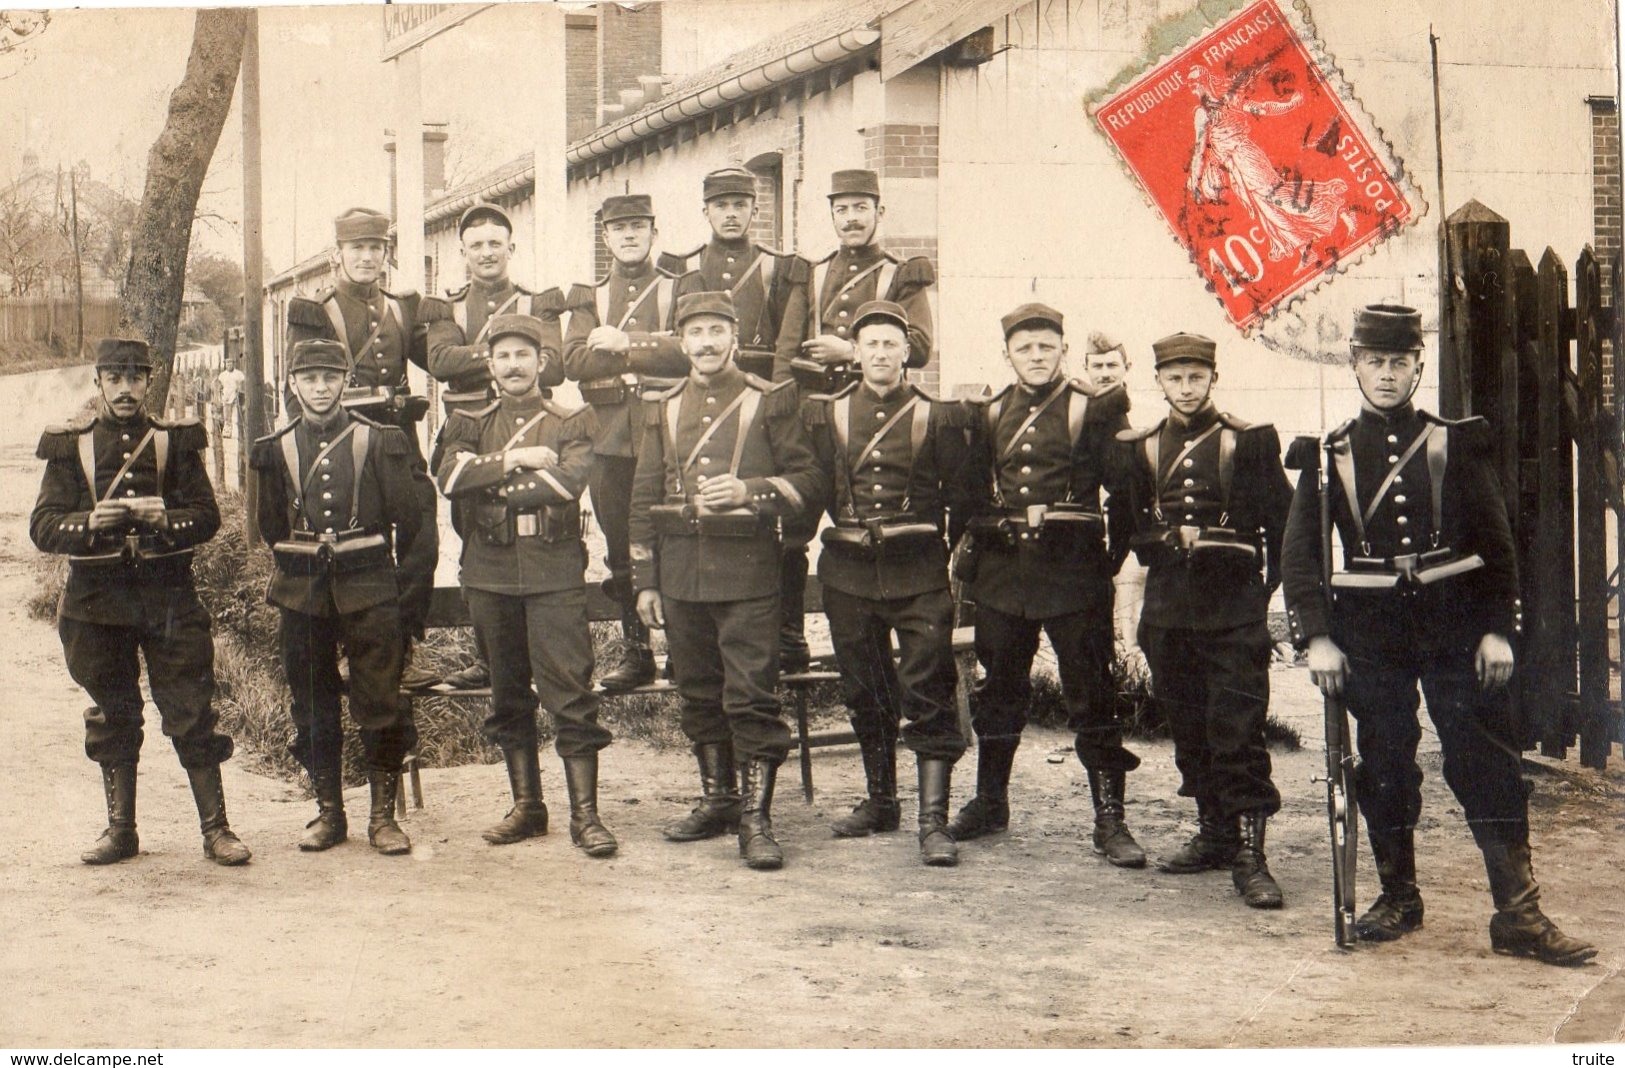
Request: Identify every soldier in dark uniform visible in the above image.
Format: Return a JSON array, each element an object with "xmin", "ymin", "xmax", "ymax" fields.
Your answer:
[
  {"xmin": 1111, "ymin": 332, "xmax": 1291, "ymax": 908},
  {"xmin": 802, "ymin": 300, "xmax": 979, "ymax": 865},
  {"xmin": 420, "ymin": 201, "xmax": 568, "ymax": 692},
  {"xmin": 948, "ymin": 304, "xmax": 1144, "ymax": 869},
  {"xmin": 1281, "ymin": 304, "xmax": 1595, "ymax": 964},
  {"xmin": 629, "ymin": 291, "xmax": 826, "ymax": 870},
  {"xmin": 563, "ymin": 193, "xmax": 690, "ymax": 691},
  {"xmin": 32, "ymin": 337, "xmax": 251, "ymax": 867},
  {"xmin": 666, "ymin": 167, "xmax": 814, "ymax": 672},
  {"xmin": 285, "ymin": 207, "xmax": 439, "ymax": 690},
  {"xmin": 436, "ymin": 314, "xmax": 616, "ymax": 857},
  {"xmin": 250, "ymin": 339, "xmax": 425, "ymax": 856}
]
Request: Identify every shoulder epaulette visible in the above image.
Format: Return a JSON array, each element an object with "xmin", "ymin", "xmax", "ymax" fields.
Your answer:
[
  {"xmin": 1283, "ymin": 435, "xmax": 1321, "ymax": 471},
  {"xmin": 43, "ymin": 413, "xmax": 96, "ymax": 436},
  {"xmin": 1116, "ymin": 422, "xmax": 1163, "ymax": 443},
  {"xmin": 351, "ymin": 412, "xmax": 384, "ymax": 429},
  {"xmin": 810, "ymin": 380, "xmax": 860, "ymax": 403},
  {"xmin": 253, "ymin": 420, "xmax": 298, "ymax": 446},
  {"xmin": 535, "ymin": 287, "xmax": 565, "ymax": 315},
  {"xmin": 419, "ymin": 295, "xmax": 453, "ymax": 322},
  {"xmin": 313, "ymin": 286, "xmax": 336, "ymax": 302},
  {"xmin": 813, "ymin": 248, "xmax": 839, "ymax": 265},
  {"xmin": 755, "ymin": 243, "xmax": 787, "ymax": 258},
  {"xmin": 543, "ymin": 398, "xmax": 586, "ymax": 421},
  {"xmin": 908, "ymin": 382, "xmax": 944, "ymax": 404},
  {"xmin": 743, "ymin": 373, "xmax": 790, "ymax": 393},
  {"xmin": 1420, "ymin": 410, "xmax": 1486, "ymax": 430},
  {"xmin": 443, "ymin": 283, "xmax": 470, "ymax": 300},
  {"xmin": 657, "ymin": 246, "xmax": 703, "ymax": 275},
  {"xmin": 150, "ymin": 414, "xmax": 201, "ymax": 429},
  {"xmin": 564, "ymin": 283, "xmax": 597, "ymax": 313},
  {"xmin": 1065, "ymin": 377, "xmax": 1103, "ymax": 398},
  {"xmin": 452, "ymin": 400, "xmax": 501, "ymax": 420},
  {"xmin": 287, "ymin": 296, "xmax": 331, "ymax": 328},
  {"xmin": 592, "ymin": 272, "xmax": 612, "ymax": 289},
  {"xmin": 650, "ymin": 379, "xmax": 688, "ymax": 402},
  {"xmin": 37, "ymin": 415, "xmax": 95, "ymax": 461},
  {"xmin": 381, "ymin": 286, "xmax": 420, "ymax": 301},
  {"xmin": 894, "ymin": 255, "xmax": 935, "ymax": 289},
  {"xmin": 1326, "ymin": 417, "xmax": 1357, "ymax": 443},
  {"xmin": 1219, "ymin": 411, "xmax": 1260, "ymax": 431}
]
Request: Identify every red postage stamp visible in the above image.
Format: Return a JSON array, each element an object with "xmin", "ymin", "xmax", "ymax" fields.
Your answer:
[{"xmin": 1091, "ymin": 0, "xmax": 1420, "ymax": 332}]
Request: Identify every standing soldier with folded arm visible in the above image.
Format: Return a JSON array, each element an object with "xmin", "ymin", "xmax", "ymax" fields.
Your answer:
[
  {"xmin": 437, "ymin": 314, "xmax": 616, "ymax": 857},
  {"xmin": 32, "ymin": 337, "xmax": 250, "ymax": 867},
  {"xmin": 250, "ymin": 339, "xmax": 424, "ymax": 856},
  {"xmin": 1280, "ymin": 304, "xmax": 1594, "ymax": 964},
  {"xmin": 563, "ymin": 193, "xmax": 690, "ymax": 691},
  {"xmin": 629, "ymin": 291, "xmax": 826, "ymax": 870}
]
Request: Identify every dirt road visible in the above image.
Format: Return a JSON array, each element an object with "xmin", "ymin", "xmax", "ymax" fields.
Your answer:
[{"xmin": 1, "ymin": 432, "xmax": 1620, "ymax": 1048}]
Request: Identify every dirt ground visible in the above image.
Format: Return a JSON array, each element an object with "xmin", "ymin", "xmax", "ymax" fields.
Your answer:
[{"xmin": 1, "ymin": 438, "xmax": 1622, "ymax": 1050}]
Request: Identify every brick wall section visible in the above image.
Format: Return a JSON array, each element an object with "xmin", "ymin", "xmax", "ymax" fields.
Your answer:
[
  {"xmin": 591, "ymin": 209, "xmax": 610, "ymax": 283},
  {"xmin": 747, "ymin": 158, "xmax": 782, "ymax": 248},
  {"xmin": 597, "ymin": 3, "xmax": 662, "ymax": 126},
  {"xmin": 1591, "ymin": 100, "xmax": 1620, "ymax": 407},
  {"xmin": 565, "ymin": 13, "xmax": 599, "ymax": 144},
  {"xmin": 862, "ymin": 124, "xmax": 941, "ymax": 390}
]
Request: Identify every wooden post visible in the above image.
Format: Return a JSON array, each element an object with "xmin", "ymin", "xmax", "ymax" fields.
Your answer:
[
  {"xmin": 1508, "ymin": 248, "xmax": 1542, "ymax": 747},
  {"xmin": 1443, "ymin": 202, "xmax": 1517, "ymax": 499},
  {"xmin": 1573, "ymin": 248, "xmax": 1611, "ymax": 769},
  {"xmin": 69, "ymin": 170, "xmax": 84, "ymax": 360},
  {"xmin": 1533, "ymin": 249, "xmax": 1577, "ymax": 758},
  {"xmin": 240, "ymin": 10, "xmax": 266, "ymax": 544}
]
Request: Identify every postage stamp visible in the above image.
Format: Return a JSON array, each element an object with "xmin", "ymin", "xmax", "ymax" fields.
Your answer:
[{"xmin": 1091, "ymin": 0, "xmax": 1421, "ymax": 333}]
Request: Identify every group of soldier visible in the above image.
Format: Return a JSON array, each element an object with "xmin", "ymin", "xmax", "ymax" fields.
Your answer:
[{"xmin": 30, "ymin": 164, "xmax": 1595, "ymax": 968}]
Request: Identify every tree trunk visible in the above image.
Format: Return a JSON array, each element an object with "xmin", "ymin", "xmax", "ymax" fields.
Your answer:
[{"xmin": 120, "ymin": 9, "xmax": 247, "ymax": 411}]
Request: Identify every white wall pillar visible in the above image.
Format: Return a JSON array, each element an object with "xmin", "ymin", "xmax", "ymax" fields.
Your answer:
[{"xmin": 532, "ymin": 7, "xmax": 572, "ymax": 283}]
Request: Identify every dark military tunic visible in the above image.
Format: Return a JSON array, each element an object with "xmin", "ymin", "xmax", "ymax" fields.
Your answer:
[
  {"xmin": 1110, "ymin": 401, "xmax": 1291, "ymax": 816},
  {"xmin": 667, "ymin": 240, "xmax": 804, "ymax": 379},
  {"xmin": 436, "ymin": 391, "xmax": 607, "ymax": 757},
  {"xmin": 422, "ymin": 279, "xmax": 566, "ymax": 413},
  {"xmin": 250, "ymin": 409, "xmax": 423, "ymax": 775},
  {"xmin": 628, "ymin": 366, "xmax": 826, "ymax": 762},
  {"xmin": 31, "ymin": 411, "xmax": 232, "ymax": 769},
  {"xmin": 773, "ymin": 244, "xmax": 936, "ymax": 381},
  {"xmin": 802, "ymin": 381, "xmax": 981, "ymax": 760},
  {"xmin": 1280, "ymin": 404, "xmax": 1527, "ymax": 847}
]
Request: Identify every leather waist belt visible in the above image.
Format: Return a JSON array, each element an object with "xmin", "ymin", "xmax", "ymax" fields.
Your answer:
[
  {"xmin": 1331, "ymin": 548, "xmax": 1485, "ymax": 590},
  {"xmin": 273, "ymin": 528, "xmax": 390, "ymax": 576},
  {"xmin": 1132, "ymin": 524, "xmax": 1260, "ymax": 561},
  {"xmin": 821, "ymin": 516, "xmax": 941, "ymax": 556},
  {"xmin": 649, "ymin": 502, "xmax": 774, "ymax": 539},
  {"xmin": 343, "ymin": 385, "xmax": 429, "ymax": 423},
  {"xmin": 441, "ymin": 389, "xmax": 492, "ymax": 405},
  {"xmin": 70, "ymin": 530, "xmax": 192, "ymax": 570}
]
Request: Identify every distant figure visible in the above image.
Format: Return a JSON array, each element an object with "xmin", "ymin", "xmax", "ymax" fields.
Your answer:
[{"xmin": 217, "ymin": 361, "xmax": 245, "ymax": 438}]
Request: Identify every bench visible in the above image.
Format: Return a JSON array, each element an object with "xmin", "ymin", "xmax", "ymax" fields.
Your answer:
[{"xmin": 396, "ymin": 577, "xmax": 977, "ymax": 810}]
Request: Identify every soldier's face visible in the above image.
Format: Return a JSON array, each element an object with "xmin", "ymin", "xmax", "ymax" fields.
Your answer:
[
  {"xmin": 337, "ymin": 239, "xmax": 387, "ymax": 285},
  {"xmin": 681, "ymin": 314, "xmax": 737, "ymax": 376},
  {"xmin": 855, "ymin": 322, "xmax": 908, "ymax": 390},
  {"xmin": 1156, "ymin": 361, "xmax": 1216, "ymax": 415},
  {"xmin": 489, "ymin": 336, "xmax": 542, "ymax": 396},
  {"xmin": 703, "ymin": 196, "xmax": 756, "ymax": 241},
  {"xmin": 97, "ymin": 369, "xmax": 149, "ymax": 419},
  {"xmin": 603, "ymin": 218, "xmax": 656, "ymax": 266},
  {"xmin": 291, "ymin": 369, "xmax": 346, "ymax": 416},
  {"xmin": 830, "ymin": 195, "xmax": 881, "ymax": 248},
  {"xmin": 1085, "ymin": 350, "xmax": 1129, "ymax": 391},
  {"xmin": 1352, "ymin": 348, "xmax": 1420, "ymax": 410},
  {"xmin": 461, "ymin": 222, "xmax": 514, "ymax": 283},
  {"xmin": 1004, "ymin": 328, "xmax": 1067, "ymax": 388}
]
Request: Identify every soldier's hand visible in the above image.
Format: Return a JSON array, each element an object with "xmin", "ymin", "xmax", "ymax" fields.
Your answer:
[
  {"xmin": 696, "ymin": 473, "xmax": 748, "ymax": 510},
  {"xmin": 801, "ymin": 335, "xmax": 855, "ymax": 365},
  {"xmin": 636, "ymin": 589, "xmax": 665, "ymax": 629},
  {"xmin": 588, "ymin": 326, "xmax": 631, "ymax": 354},
  {"xmin": 505, "ymin": 445, "xmax": 559, "ymax": 471},
  {"xmin": 126, "ymin": 497, "xmax": 168, "ymax": 527},
  {"xmin": 1475, "ymin": 633, "xmax": 1515, "ymax": 691},
  {"xmin": 1306, "ymin": 636, "xmax": 1349, "ymax": 698},
  {"xmin": 88, "ymin": 501, "xmax": 130, "ymax": 530}
]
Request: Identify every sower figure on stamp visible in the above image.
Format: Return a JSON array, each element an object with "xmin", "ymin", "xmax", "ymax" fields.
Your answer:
[
  {"xmin": 629, "ymin": 291, "xmax": 826, "ymax": 870},
  {"xmin": 667, "ymin": 167, "xmax": 812, "ymax": 673},
  {"xmin": 950, "ymin": 304, "xmax": 1144, "ymax": 868},
  {"xmin": 802, "ymin": 300, "xmax": 981, "ymax": 866},
  {"xmin": 31, "ymin": 337, "xmax": 250, "ymax": 867},
  {"xmin": 285, "ymin": 206, "xmax": 440, "ymax": 691},
  {"xmin": 422, "ymin": 201, "xmax": 567, "ymax": 692},
  {"xmin": 775, "ymin": 167, "xmax": 938, "ymax": 691},
  {"xmin": 1110, "ymin": 333, "xmax": 1291, "ymax": 907},
  {"xmin": 437, "ymin": 315, "xmax": 616, "ymax": 857},
  {"xmin": 1280, "ymin": 304, "xmax": 1595, "ymax": 964},
  {"xmin": 563, "ymin": 193, "xmax": 689, "ymax": 692},
  {"xmin": 250, "ymin": 339, "xmax": 425, "ymax": 856}
]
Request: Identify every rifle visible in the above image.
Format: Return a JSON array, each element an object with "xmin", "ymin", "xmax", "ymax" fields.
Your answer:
[{"xmin": 1315, "ymin": 437, "xmax": 1361, "ymax": 948}]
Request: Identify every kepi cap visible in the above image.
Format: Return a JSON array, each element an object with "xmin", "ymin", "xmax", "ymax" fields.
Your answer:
[
  {"xmin": 94, "ymin": 336, "xmax": 154, "ymax": 372},
  {"xmin": 702, "ymin": 167, "xmax": 756, "ymax": 202},
  {"xmin": 287, "ymin": 339, "xmax": 351, "ymax": 375},
  {"xmin": 828, "ymin": 169, "xmax": 880, "ymax": 200},
  {"xmin": 601, "ymin": 194, "xmax": 655, "ymax": 224},
  {"xmin": 334, "ymin": 207, "xmax": 391, "ymax": 243},
  {"xmin": 1000, "ymin": 302, "xmax": 1065, "ymax": 340},
  {"xmin": 1151, "ymin": 332, "xmax": 1217, "ymax": 368},
  {"xmin": 485, "ymin": 313, "xmax": 547, "ymax": 353},
  {"xmin": 851, "ymin": 299, "xmax": 909, "ymax": 335},
  {"xmin": 1351, "ymin": 303, "xmax": 1424, "ymax": 352},
  {"xmin": 458, "ymin": 201, "xmax": 512, "ymax": 237},
  {"xmin": 675, "ymin": 290, "xmax": 737, "ymax": 325}
]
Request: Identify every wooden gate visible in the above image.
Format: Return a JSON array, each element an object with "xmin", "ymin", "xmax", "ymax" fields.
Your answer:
[{"xmin": 1441, "ymin": 200, "xmax": 1623, "ymax": 770}]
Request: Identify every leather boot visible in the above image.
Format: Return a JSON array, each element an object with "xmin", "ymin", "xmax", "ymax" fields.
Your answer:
[
  {"xmin": 778, "ymin": 552, "xmax": 811, "ymax": 674},
  {"xmin": 1354, "ymin": 830, "xmax": 1423, "ymax": 941},
  {"xmin": 82, "ymin": 764, "xmax": 138, "ymax": 865},
  {"xmin": 1087, "ymin": 768, "xmax": 1146, "ymax": 869},
  {"xmin": 483, "ymin": 746, "xmax": 549, "ymax": 845},
  {"xmin": 440, "ymin": 655, "xmax": 491, "ymax": 691},
  {"xmin": 299, "ymin": 767, "xmax": 348, "ymax": 851},
  {"xmin": 367, "ymin": 772, "xmax": 412, "ymax": 855},
  {"xmin": 600, "ymin": 606, "xmax": 657, "ymax": 692},
  {"xmin": 1159, "ymin": 799, "xmax": 1240, "ymax": 873},
  {"xmin": 1480, "ymin": 839, "xmax": 1597, "ymax": 966},
  {"xmin": 664, "ymin": 742, "xmax": 742, "ymax": 841},
  {"xmin": 398, "ymin": 639, "xmax": 441, "ymax": 691},
  {"xmin": 564, "ymin": 754, "xmax": 617, "ymax": 858},
  {"xmin": 830, "ymin": 735, "xmax": 900, "ymax": 837},
  {"xmin": 916, "ymin": 757, "xmax": 959, "ymax": 867},
  {"xmin": 737, "ymin": 759, "xmax": 784, "ymax": 870},
  {"xmin": 187, "ymin": 764, "xmax": 252, "ymax": 866},
  {"xmin": 1232, "ymin": 811, "xmax": 1283, "ymax": 909},
  {"xmin": 947, "ymin": 737, "xmax": 1018, "ymax": 840}
]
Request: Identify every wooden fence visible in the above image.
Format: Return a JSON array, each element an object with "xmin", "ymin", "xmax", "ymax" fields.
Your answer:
[
  {"xmin": 0, "ymin": 296, "xmax": 121, "ymax": 347},
  {"xmin": 1442, "ymin": 200, "xmax": 1624, "ymax": 770}
]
